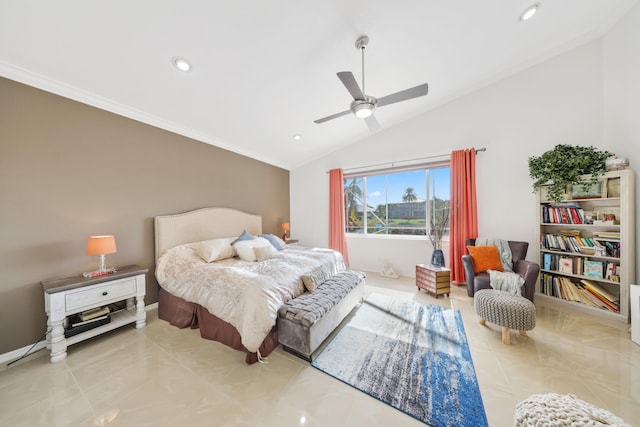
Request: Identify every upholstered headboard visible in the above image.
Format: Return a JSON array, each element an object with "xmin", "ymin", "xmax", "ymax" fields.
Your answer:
[{"xmin": 154, "ymin": 207, "xmax": 262, "ymax": 260}]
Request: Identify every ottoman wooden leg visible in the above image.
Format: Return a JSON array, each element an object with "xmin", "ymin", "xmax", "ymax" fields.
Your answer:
[
  {"xmin": 479, "ymin": 318, "xmax": 486, "ymax": 326},
  {"xmin": 502, "ymin": 327, "xmax": 511, "ymax": 345},
  {"xmin": 519, "ymin": 330, "xmax": 527, "ymax": 336}
]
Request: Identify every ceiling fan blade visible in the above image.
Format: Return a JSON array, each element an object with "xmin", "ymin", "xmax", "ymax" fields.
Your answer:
[
  {"xmin": 365, "ymin": 115, "xmax": 381, "ymax": 132},
  {"xmin": 337, "ymin": 71, "xmax": 365, "ymax": 100},
  {"xmin": 314, "ymin": 109, "xmax": 352, "ymax": 124},
  {"xmin": 376, "ymin": 83, "xmax": 429, "ymax": 107}
]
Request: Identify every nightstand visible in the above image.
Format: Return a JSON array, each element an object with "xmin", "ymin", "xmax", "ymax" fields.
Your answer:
[
  {"xmin": 416, "ymin": 264, "xmax": 450, "ymax": 298},
  {"xmin": 41, "ymin": 265, "xmax": 147, "ymax": 363},
  {"xmin": 285, "ymin": 239, "xmax": 299, "ymax": 246}
]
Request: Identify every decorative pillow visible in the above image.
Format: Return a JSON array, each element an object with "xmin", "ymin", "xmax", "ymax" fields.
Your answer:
[
  {"xmin": 231, "ymin": 229, "xmax": 254, "ymax": 245},
  {"xmin": 258, "ymin": 233, "xmax": 284, "ymax": 251},
  {"xmin": 254, "ymin": 245, "xmax": 277, "ymax": 261},
  {"xmin": 301, "ymin": 268, "xmax": 332, "ymax": 292},
  {"xmin": 467, "ymin": 245, "xmax": 504, "ymax": 273},
  {"xmin": 274, "ymin": 235, "xmax": 287, "ymax": 247},
  {"xmin": 234, "ymin": 237, "xmax": 272, "ymax": 262},
  {"xmin": 195, "ymin": 238, "xmax": 236, "ymax": 262}
]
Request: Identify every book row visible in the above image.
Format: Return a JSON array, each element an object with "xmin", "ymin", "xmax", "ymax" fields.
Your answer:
[
  {"xmin": 541, "ymin": 234, "xmax": 621, "ymax": 257},
  {"xmin": 541, "ymin": 205, "xmax": 585, "ymax": 225},
  {"xmin": 539, "ymin": 273, "xmax": 620, "ymax": 313},
  {"xmin": 542, "ymin": 253, "xmax": 620, "ymax": 281}
]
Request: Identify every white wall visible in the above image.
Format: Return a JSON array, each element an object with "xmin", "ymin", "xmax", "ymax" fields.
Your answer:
[
  {"xmin": 291, "ymin": 8, "xmax": 639, "ymax": 279},
  {"xmin": 603, "ymin": 3, "xmax": 640, "ymax": 283}
]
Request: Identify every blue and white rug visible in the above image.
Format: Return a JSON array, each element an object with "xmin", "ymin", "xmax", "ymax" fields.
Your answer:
[{"xmin": 312, "ymin": 293, "xmax": 487, "ymax": 427}]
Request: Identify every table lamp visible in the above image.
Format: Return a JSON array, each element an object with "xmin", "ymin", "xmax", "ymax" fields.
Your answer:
[
  {"xmin": 281, "ymin": 223, "xmax": 290, "ymax": 241},
  {"xmin": 84, "ymin": 235, "xmax": 117, "ymax": 278}
]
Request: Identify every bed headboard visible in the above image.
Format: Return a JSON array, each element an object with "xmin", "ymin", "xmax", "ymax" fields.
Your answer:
[{"xmin": 154, "ymin": 207, "xmax": 262, "ymax": 260}]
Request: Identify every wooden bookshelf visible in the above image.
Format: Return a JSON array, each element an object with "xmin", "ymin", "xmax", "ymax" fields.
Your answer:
[{"xmin": 536, "ymin": 169, "xmax": 635, "ymax": 322}]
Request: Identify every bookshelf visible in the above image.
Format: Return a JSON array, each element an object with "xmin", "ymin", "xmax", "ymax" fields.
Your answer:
[{"xmin": 536, "ymin": 169, "xmax": 635, "ymax": 322}]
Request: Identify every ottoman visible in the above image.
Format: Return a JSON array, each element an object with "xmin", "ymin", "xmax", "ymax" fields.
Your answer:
[
  {"xmin": 474, "ymin": 289, "xmax": 535, "ymax": 344},
  {"xmin": 514, "ymin": 393, "xmax": 631, "ymax": 426}
]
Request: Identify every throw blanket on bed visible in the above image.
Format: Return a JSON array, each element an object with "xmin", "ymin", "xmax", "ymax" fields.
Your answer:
[
  {"xmin": 156, "ymin": 244, "xmax": 345, "ymax": 353},
  {"xmin": 475, "ymin": 237, "xmax": 513, "ymax": 272}
]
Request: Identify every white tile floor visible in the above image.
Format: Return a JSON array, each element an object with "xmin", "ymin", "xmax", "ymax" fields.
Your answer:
[{"xmin": 1, "ymin": 273, "xmax": 639, "ymax": 426}]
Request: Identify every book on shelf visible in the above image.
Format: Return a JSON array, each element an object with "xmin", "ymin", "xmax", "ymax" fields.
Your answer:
[
  {"xmin": 580, "ymin": 279, "xmax": 619, "ymax": 303},
  {"xmin": 558, "ymin": 257, "xmax": 574, "ymax": 274},
  {"xmin": 65, "ymin": 315, "xmax": 111, "ymax": 337},
  {"xmin": 594, "ymin": 232, "xmax": 621, "ymax": 239},
  {"xmin": 583, "ymin": 260, "xmax": 604, "ymax": 279},
  {"xmin": 79, "ymin": 306, "xmax": 110, "ymax": 321}
]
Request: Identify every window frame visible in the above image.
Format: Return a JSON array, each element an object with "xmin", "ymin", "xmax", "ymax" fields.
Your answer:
[{"xmin": 343, "ymin": 160, "xmax": 450, "ymax": 239}]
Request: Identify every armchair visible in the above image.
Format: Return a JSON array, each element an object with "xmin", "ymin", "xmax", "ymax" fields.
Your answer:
[{"xmin": 461, "ymin": 238, "xmax": 539, "ymax": 302}]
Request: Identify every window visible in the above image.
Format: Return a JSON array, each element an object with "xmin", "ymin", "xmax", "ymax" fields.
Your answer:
[{"xmin": 344, "ymin": 164, "xmax": 450, "ymax": 237}]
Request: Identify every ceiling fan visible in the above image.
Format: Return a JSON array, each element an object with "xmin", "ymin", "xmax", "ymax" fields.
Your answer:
[{"xmin": 314, "ymin": 35, "xmax": 429, "ymax": 131}]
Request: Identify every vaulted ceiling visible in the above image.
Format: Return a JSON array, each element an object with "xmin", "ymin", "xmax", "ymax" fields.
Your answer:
[{"xmin": 1, "ymin": 0, "xmax": 637, "ymax": 169}]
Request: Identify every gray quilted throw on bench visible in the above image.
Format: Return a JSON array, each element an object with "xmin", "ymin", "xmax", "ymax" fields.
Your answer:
[{"xmin": 278, "ymin": 270, "xmax": 365, "ymax": 327}]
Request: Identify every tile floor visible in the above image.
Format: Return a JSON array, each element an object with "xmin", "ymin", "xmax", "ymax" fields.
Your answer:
[{"xmin": 1, "ymin": 273, "xmax": 639, "ymax": 426}]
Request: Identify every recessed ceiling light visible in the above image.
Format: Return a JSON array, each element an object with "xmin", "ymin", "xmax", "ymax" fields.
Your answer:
[
  {"xmin": 520, "ymin": 3, "xmax": 540, "ymax": 21},
  {"xmin": 293, "ymin": 134, "xmax": 302, "ymax": 141},
  {"xmin": 172, "ymin": 56, "xmax": 192, "ymax": 72}
]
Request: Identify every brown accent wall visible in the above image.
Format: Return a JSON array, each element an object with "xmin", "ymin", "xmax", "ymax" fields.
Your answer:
[{"xmin": 0, "ymin": 77, "xmax": 290, "ymax": 355}]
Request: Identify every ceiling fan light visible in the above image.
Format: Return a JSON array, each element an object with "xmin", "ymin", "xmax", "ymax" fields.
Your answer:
[{"xmin": 352, "ymin": 102, "xmax": 375, "ymax": 118}]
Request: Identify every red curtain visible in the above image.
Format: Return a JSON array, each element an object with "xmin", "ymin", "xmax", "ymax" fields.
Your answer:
[
  {"xmin": 328, "ymin": 168, "xmax": 350, "ymax": 266},
  {"xmin": 449, "ymin": 149, "xmax": 478, "ymax": 283}
]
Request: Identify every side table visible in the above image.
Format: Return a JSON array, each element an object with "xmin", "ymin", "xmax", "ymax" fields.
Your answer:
[
  {"xmin": 416, "ymin": 264, "xmax": 451, "ymax": 298},
  {"xmin": 41, "ymin": 265, "xmax": 147, "ymax": 363}
]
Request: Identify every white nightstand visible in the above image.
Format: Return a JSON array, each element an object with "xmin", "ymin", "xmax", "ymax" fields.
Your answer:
[{"xmin": 41, "ymin": 265, "xmax": 147, "ymax": 363}]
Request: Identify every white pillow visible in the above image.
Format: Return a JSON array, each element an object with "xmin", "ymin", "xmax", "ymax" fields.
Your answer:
[
  {"xmin": 195, "ymin": 238, "xmax": 236, "ymax": 262},
  {"xmin": 234, "ymin": 237, "xmax": 272, "ymax": 262},
  {"xmin": 254, "ymin": 244, "xmax": 277, "ymax": 261}
]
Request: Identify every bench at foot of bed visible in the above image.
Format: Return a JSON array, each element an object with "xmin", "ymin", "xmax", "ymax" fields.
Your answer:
[{"xmin": 277, "ymin": 270, "xmax": 366, "ymax": 361}]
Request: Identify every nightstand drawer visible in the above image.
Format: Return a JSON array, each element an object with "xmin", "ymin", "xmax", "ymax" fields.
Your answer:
[{"xmin": 65, "ymin": 278, "xmax": 136, "ymax": 312}]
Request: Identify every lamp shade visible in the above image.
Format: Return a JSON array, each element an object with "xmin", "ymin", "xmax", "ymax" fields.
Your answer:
[
  {"xmin": 281, "ymin": 222, "xmax": 290, "ymax": 231},
  {"xmin": 86, "ymin": 235, "xmax": 117, "ymax": 256}
]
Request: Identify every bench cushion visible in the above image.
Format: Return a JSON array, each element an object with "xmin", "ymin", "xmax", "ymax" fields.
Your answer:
[{"xmin": 278, "ymin": 270, "xmax": 365, "ymax": 327}]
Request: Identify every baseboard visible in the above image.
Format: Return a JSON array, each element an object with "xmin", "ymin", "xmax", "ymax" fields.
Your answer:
[{"xmin": 0, "ymin": 302, "xmax": 159, "ymax": 366}]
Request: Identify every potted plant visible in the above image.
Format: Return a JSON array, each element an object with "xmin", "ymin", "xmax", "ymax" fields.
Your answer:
[
  {"xmin": 428, "ymin": 204, "xmax": 449, "ymax": 266},
  {"xmin": 528, "ymin": 144, "xmax": 613, "ymax": 203}
]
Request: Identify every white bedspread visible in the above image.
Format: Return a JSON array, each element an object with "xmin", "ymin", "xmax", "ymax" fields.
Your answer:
[{"xmin": 155, "ymin": 244, "xmax": 345, "ymax": 352}]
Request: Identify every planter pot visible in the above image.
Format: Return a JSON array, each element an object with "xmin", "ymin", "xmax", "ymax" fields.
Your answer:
[{"xmin": 431, "ymin": 249, "xmax": 445, "ymax": 267}]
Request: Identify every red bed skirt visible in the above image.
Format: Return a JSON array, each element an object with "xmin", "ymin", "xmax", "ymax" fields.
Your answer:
[{"xmin": 157, "ymin": 287, "xmax": 279, "ymax": 364}]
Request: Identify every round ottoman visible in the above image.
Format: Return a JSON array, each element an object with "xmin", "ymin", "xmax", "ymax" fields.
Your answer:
[
  {"xmin": 474, "ymin": 289, "xmax": 535, "ymax": 344},
  {"xmin": 514, "ymin": 393, "xmax": 630, "ymax": 427}
]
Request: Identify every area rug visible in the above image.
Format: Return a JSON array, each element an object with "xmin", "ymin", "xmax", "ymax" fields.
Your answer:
[{"xmin": 311, "ymin": 293, "xmax": 488, "ymax": 427}]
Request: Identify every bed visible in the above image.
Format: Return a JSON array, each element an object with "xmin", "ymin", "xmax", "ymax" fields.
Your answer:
[{"xmin": 154, "ymin": 207, "xmax": 352, "ymax": 363}]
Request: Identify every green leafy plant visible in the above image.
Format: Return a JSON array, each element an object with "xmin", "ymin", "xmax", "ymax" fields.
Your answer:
[{"xmin": 528, "ymin": 144, "xmax": 613, "ymax": 203}]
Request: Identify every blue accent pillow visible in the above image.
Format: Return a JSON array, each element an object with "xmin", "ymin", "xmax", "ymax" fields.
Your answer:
[
  {"xmin": 259, "ymin": 234, "xmax": 284, "ymax": 251},
  {"xmin": 231, "ymin": 229, "xmax": 254, "ymax": 245}
]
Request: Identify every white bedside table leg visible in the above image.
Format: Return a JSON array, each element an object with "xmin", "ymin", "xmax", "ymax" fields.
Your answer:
[
  {"xmin": 48, "ymin": 318, "xmax": 67, "ymax": 362},
  {"xmin": 135, "ymin": 298, "xmax": 146, "ymax": 328}
]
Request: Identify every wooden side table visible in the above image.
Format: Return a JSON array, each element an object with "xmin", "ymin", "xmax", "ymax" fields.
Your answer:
[
  {"xmin": 41, "ymin": 265, "xmax": 147, "ymax": 363},
  {"xmin": 416, "ymin": 264, "xmax": 451, "ymax": 298}
]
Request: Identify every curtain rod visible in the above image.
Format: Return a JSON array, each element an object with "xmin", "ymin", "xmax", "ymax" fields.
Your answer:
[{"xmin": 326, "ymin": 147, "xmax": 486, "ymax": 174}]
